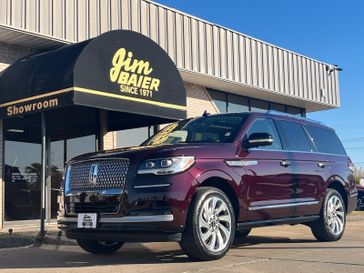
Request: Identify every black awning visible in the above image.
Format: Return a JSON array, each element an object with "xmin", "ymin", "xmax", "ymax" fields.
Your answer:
[{"xmin": 0, "ymin": 30, "xmax": 186, "ymax": 121}]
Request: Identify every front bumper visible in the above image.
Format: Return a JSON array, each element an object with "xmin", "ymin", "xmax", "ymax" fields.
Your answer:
[
  {"xmin": 58, "ymin": 214, "xmax": 182, "ymax": 242},
  {"xmin": 58, "ymin": 170, "xmax": 198, "ymax": 241}
]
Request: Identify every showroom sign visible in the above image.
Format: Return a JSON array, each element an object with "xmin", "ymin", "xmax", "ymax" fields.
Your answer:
[{"xmin": 0, "ymin": 30, "xmax": 187, "ymax": 120}]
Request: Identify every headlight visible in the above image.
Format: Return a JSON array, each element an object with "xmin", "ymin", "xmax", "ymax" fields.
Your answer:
[{"xmin": 137, "ymin": 156, "xmax": 195, "ymax": 175}]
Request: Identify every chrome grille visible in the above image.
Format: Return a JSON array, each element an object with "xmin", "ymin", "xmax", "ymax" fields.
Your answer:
[{"xmin": 67, "ymin": 159, "xmax": 129, "ymax": 191}]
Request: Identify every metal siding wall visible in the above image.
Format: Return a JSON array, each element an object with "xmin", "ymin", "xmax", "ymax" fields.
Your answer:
[{"xmin": 0, "ymin": 0, "xmax": 339, "ymax": 107}]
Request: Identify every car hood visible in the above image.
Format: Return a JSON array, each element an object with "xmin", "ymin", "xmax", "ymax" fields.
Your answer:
[{"xmin": 68, "ymin": 143, "xmax": 238, "ymax": 164}]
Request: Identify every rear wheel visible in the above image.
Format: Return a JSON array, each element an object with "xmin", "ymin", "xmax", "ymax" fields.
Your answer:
[
  {"xmin": 77, "ymin": 240, "xmax": 124, "ymax": 254},
  {"xmin": 180, "ymin": 187, "xmax": 235, "ymax": 261},
  {"xmin": 310, "ymin": 188, "xmax": 346, "ymax": 242}
]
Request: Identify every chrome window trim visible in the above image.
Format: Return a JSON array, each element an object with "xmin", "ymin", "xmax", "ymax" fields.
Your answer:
[
  {"xmin": 248, "ymin": 148, "xmax": 348, "ymax": 158},
  {"xmin": 58, "ymin": 214, "xmax": 174, "ymax": 223},
  {"xmin": 249, "ymin": 201, "xmax": 319, "ymax": 211}
]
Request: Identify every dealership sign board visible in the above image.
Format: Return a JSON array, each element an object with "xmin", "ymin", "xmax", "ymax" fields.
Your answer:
[{"xmin": 0, "ymin": 30, "xmax": 186, "ymax": 120}]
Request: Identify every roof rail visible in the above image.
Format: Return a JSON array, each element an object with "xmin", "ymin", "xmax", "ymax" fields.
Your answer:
[{"xmin": 265, "ymin": 110, "xmax": 324, "ymax": 125}]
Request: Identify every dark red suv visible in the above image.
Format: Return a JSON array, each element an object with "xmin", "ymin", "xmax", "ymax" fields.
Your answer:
[{"xmin": 58, "ymin": 111, "xmax": 358, "ymax": 260}]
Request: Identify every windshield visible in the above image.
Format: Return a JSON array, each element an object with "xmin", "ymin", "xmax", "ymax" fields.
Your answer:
[{"xmin": 143, "ymin": 115, "xmax": 246, "ymax": 146}]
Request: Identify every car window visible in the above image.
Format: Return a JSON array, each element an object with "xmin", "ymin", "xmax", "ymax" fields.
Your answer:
[
  {"xmin": 278, "ymin": 121, "xmax": 312, "ymax": 152},
  {"xmin": 246, "ymin": 119, "xmax": 282, "ymax": 150},
  {"xmin": 305, "ymin": 125, "xmax": 346, "ymax": 155},
  {"xmin": 144, "ymin": 115, "xmax": 247, "ymax": 145}
]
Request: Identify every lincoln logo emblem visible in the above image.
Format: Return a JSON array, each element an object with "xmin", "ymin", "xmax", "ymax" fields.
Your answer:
[{"xmin": 89, "ymin": 164, "xmax": 98, "ymax": 185}]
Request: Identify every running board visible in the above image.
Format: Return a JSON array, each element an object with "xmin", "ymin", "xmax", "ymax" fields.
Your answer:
[{"xmin": 237, "ymin": 215, "xmax": 319, "ymax": 229}]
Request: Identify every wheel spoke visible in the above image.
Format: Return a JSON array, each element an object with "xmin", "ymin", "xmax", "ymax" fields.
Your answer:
[
  {"xmin": 208, "ymin": 232, "xmax": 217, "ymax": 250},
  {"xmin": 201, "ymin": 230, "xmax": 213, "ymax": 242},
  {"xmin": 215, "ymin": 202, "xmax": 227, "ymax": 215},
  {"xmin": 218, "ymin": 215, "xmax": 231, "ymax": 224},
  {"xmin": 219, "ymin": 223, "xmax": 230, "ymax": 239},
  {"xmin": 337, "ymin": 210, "xmax": 345, "ymax": 219},
  {"xmin": 336, "ymin": 217, "xmax": 343, "ymax": 232},
  {"xmin": 199, "ymin": 215, "xmax": 209, "ymax": 229},
  {"xmin": 216, "ymin": 230, "xmax": 225, "ymax": 250}
]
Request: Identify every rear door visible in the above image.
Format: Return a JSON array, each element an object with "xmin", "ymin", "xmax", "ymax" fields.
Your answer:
[
  {"xmin": 240, "ymin": 118, "xmax": 295, "ymax": 221},
  {"xmin": 299, "ymin": 124, "xmax": 349, "ymax": 216},
  {"xmin": 276, "ymin": 120, "xmax": 324, "ymax": 217}
]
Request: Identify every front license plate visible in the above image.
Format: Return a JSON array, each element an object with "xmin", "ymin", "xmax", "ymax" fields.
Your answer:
[{"xmin": 77, "ymin": 213, "xmax": 97, "ymax": 229}]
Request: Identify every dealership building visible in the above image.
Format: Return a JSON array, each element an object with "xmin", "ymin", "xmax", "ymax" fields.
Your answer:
[{"xmin": 0, "ymin": 0, "xmax": 340, "ymax": 228}]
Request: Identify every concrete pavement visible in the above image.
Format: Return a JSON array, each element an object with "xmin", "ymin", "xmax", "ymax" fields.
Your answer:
[{"xmin": 0, "ymin": 219, "xmax": 363, "ymax": 273}]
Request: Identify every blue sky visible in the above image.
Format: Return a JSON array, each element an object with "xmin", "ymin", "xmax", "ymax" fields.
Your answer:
[{"xmin": 155, "ymin": 0, "xmax": 364, "ymax": 165}]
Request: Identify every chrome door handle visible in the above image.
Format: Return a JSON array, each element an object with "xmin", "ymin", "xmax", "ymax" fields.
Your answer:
[
  {"xmin": 280, "ymin": 160, "xmax": 290, "ymax": 167},
  {"xmin": 317, "ymin": 162, "xmax": 326, "ymax": 168}
]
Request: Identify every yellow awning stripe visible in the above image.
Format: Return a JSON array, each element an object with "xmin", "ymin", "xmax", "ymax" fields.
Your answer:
[{"xmin": 0, "ymin": 86, "xmax": 187, "ymax": 111}]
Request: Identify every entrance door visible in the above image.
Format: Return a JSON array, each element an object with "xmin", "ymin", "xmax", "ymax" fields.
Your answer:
[{"xmin": 4, "ymin": 141, "xmax": 42, "ymax": 221}]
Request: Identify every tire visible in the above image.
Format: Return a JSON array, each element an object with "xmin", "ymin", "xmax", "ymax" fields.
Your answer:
[
  {"xmin": 235, "ymin": 228, "xmax": 251, "ymax": 238},
  {"xmin": 180, "ymin": 187, "xmax": 236, "ymax": 261},
  {"xmin": 310, "ymin": 188, "xmax": 346, "ymax": 242},
  {"xmin": 77, "ymin": 240, "xmax": 124, "ymax": 254}
]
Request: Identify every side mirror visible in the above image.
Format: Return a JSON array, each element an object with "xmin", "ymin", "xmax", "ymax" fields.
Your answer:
[{"xmin": 244, "ymin": 133, "xmax": 273, "ymax": 149}]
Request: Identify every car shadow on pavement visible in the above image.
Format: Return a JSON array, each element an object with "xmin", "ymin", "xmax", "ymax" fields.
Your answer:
[
  {"xmin": 0, "ymin": 235, "xmax": 363, "ymax": 269},
  {"xmin": 233, "ymin": 235, "xmax": 364, "ymax": 250},
  {"xmin": 0, "ymin": 243, "xmax": 189, "ymax": 269}
]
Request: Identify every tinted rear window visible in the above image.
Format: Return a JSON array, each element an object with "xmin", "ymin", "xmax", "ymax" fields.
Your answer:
[
  {"xmin": 305, "ymin": 125, "xmax": 346, "ymax": 155},
  {"xmin": 278, "ymin": 121, "xmax": 312, "ymax": 152}
]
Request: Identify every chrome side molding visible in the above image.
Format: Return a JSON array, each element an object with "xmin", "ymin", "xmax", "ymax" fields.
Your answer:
[
  {"xmin": 249, "ymin": 201, "xmax": 319, "ymax": 211},
  {"xmin": 134, "ymin": 184, "xmax": 171, "ymax": 189},
  {"xmin": 226, "ymin": 160, "xmax": 258, "ymax": 167}
]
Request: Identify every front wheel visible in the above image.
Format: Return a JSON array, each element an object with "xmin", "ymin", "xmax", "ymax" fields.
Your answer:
[
  {"xmin": 180, "ymin": 187, "xmax": 236, "ymax": 261},
  {"xmin": 310, "ymin": 188, "xmax": 346, "ymax": 242},
  {"xmin": 77, "ymin": 240, "xmax": 124, "ymax": 254}
]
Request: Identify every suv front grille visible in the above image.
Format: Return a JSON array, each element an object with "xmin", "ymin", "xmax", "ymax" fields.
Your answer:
[
  {"xmin": 67, "ymin": 158, "xmax": 129, "ymax": 191},
  {"xmin": 66, "ymin": 202, "xmax": 120, "ymax": 214}
]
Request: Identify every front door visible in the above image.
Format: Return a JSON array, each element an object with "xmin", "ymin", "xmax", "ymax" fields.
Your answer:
[{"xmin": 239, "ymin": 118, "xmax": 295, "ymax": 221}]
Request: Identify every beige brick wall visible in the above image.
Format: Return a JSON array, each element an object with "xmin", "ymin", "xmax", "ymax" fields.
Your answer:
[
  {"xmin": 103, "ymin": 132, "xmax": 116, "ymax": 150},
  {"xmin": 185, "ymin": 82, "xmax": 220, "ymax": 118}
]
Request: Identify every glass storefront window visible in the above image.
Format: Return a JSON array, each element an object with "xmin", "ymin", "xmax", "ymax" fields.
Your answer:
[
  {"xmin": 5, "ymin": 134, "xmax": 96, "ymax": 221},
  {"xmin": 5, "ymin": 141, "xmax": 41, "ymax": 221},
  {"xmin": 287, "ymin": 106, "xmax": 303, "ymax": 116},
  {"xmin": 208, "ymin": 89, "xmax": 305, "ymax": 116},
  {"xmin": 116, "ymin": 127, "xmax": 154, "ymax": 148},
  {"xmin": 228, "ymin": 95, "xmax": 249, "ymax": 113},
  {"xmin": 250, "ymin": 99, "xmax": 269, "ymax": 112},
  {"xmin": 270, "ymin": 103, "xmax": 286, "ymax": 113},
  {"xmin": 66, "ymin": 135, "xmax": 96, "ymax": 162},
  {"xmin": 208, "ymin": 90, "xmax": 227, "ymax": 113}
]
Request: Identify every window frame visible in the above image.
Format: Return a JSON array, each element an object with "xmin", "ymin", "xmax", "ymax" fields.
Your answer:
[
  {"xmin": 243, "ymin": 117, "xmax": 284, "ymax": 151},
  {"xmin": 275, "ymin": 119, "xmax": 316, "ymax": 152},
  {"xmin": 303, "ymin": 124, "xmax": 347, "ymax": 156}
]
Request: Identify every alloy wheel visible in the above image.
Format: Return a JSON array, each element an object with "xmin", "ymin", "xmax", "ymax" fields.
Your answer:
[
  {"xmin": 326, "ymin": 195, "xmax": 345, "ymax": 235},
  {"xmin": 198, "ymin": 195, "xmax": 232, "ymax": 252}
]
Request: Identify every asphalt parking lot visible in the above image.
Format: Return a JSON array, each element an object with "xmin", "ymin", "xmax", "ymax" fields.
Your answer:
[{"xmin": 0, "ymin": 217, "xmax": 363, "ymax": 273}]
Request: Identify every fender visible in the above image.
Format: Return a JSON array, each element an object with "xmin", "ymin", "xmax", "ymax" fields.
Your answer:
[{"xmin": 196, "ymin": 169, "xmax": 237, "ymax": 188}]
